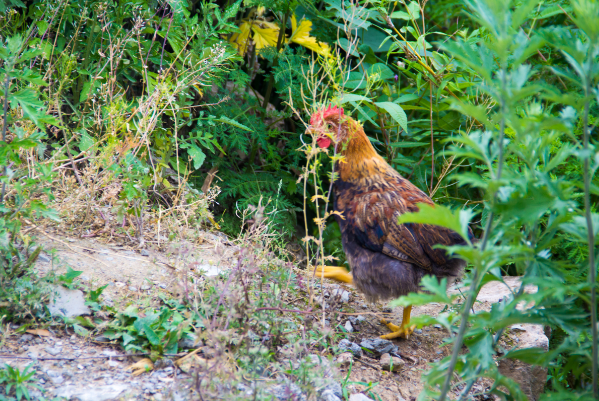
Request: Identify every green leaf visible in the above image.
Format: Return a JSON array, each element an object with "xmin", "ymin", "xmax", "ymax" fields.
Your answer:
[
  {"xmin": 78, "ymin": 132, "xmax": 95, "ymax": 152},
  {"xmin": 142, "ymin": 322, "xmax": 160, "ymax": 345},
  {"xmin": 215, "ymin": 116, "xmax": 253, "ymax": 132},
  {"xmin": 375, "ymin": 102, "xmax": 408, "ymax": 133},
  {"xmin": 11, "ymin": 89, "xmax": 58, "ymax": 127},
  {"xmin": 389, "ymin": 141, "xmax": 427, "ymax": 148},
  {"xmin": 336, "ymin": 93, "xmax": 371, "ymax": 105},
  {"xmin": 186, "ymin": 144, "xmax": 206, "ymax": 170},
  {"xmin": 397, "ymin": 203, "xmax": 473, "ymax": 242},
  {"xmin": 390, "ymin": 276, "xmax": 455, "ymax": 307}
]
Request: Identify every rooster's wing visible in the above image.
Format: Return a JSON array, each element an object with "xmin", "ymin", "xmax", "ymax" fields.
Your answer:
[{"xmin": 336, "ymin": 176, "xmax": 468, "ymax": 270}]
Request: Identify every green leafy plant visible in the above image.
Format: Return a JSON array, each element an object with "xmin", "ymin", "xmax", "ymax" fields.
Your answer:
[{"xmin": 0, "ymin": 363, "xmax": 42, "ymax": 401}]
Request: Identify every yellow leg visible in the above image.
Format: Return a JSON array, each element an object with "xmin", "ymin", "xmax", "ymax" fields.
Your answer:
[
  {"xmin": 380, "ymin": 305, "xmax": 416, "ymax": 340},
  {"xmin": 314, "ymin": 265, "xmax": 353, "ymax": 285}
]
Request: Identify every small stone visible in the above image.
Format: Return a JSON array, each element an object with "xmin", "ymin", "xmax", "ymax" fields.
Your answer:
[
  {"xmin": 19, "ymin": 334, "xmax": 34, "ymax": 343},
  {"xmin": 107, "ymin": 360, "xmax": 119, "ymax": 367},
  {"xmin": 336, "ymin": 352, "xmax": 353, "ymax": 368},
  {"xmin": 349, "ymin": 394, "xmax": 374, "ymax": 401},
  {"xmin": 37, "ymin": 252, "xmax": 51, "ymax": 263},
  {"xmin": 140, "ymin": 249, "xmax": 150, "ymax": 256},
  {"xmin": 321, "ymin": 389, "xmax": 342, "ymax": 401},
  {"xmin": 48, "ymin": 285, "xmax": 91, "ymax": 317},
  {"xmin": 158, "ymin": 283, "xmax": 167, "ymax": 289},
  {"xmin": 434, "ymin": 324, "xmax": 442, "ymax": 329},
  {"xmin": 344, "ymin": 321, "xmax": 354, "ymax": 333},
  {"xmin": 380, "ymin": 353, "xmax": 404, "ymax": 372},
  {"xmin": 414, "ymin": 329, "xmax": 423, "ymax": 334},
  {"xmin": 45, "ymin": 346, "xmax": 61, "ymax": 356},
  {"xmin": 77, "ymin": 365, "xmax": 84, "ymax": 370},
  {"xmin": 360, "ymin": 338, "xmax": 396, "ymax": 357},
  {"xmin": 128, "ymin": 286, "xmax": 138, "ymax": 292},
  {"xmin": 338, "ymin": 339, "xmax": 362, "ymax": 359},
  {"xmin": 141, "ymin": 285, "xmax": 151, "ymax": 291},
  {"xmin": 114, "ymin": 282, "xmax": 125, "ymax": 288}
]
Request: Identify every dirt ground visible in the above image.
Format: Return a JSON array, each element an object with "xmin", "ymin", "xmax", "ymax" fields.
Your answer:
[{"xmin": 0, "ymin": 227, "xmax": 528, "ymax": 400}]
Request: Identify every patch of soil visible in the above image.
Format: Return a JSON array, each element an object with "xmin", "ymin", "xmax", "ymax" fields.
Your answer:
[{"xmin": 1, "ymin": 230, "xmax": 529, "ymax": 400}]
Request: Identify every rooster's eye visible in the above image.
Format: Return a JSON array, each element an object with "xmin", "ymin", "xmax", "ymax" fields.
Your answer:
[{"xmin": 327, "ymin": 124, "xmax": 332, "ymax": 131}]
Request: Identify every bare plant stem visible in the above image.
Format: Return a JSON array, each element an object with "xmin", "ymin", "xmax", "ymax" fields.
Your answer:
[
  {"xmin": 0, "ymin": 72, "xmax": 11, "ymax": 205},
  {"xmin": 583, "ymin": 88, "xmax": 598, "ymax": 397},
  {"xmin": 439, "ymin": 68, "xmax": 508, "ymax": 401}
]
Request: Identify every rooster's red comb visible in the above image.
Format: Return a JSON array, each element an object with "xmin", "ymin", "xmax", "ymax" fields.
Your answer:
[{"xmin": 310, "ymin": 104, "xmax": 345, "ymax": 125}]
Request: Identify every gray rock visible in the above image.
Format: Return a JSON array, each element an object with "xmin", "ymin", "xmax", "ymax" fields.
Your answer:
[
  {"xmin": 196, "ymin": 264, "xmax": 224, "ymax": 277},
  {"xmin": 128, "ymin": 286, "xmax": 138, "ymax": 292},
  {"xmin": 140, "ymin": 249, "xmax": 150, "ymax": 256},
  {"xmin": 380, "ymin": 353, "xmax": 404, "ymax": 372},
  {"xmin": 45, "ymin": 369, "xmax": 64, "ymax": 385},
  {"xmin": 414, "ymin": 329, "xmax": 422, "ymax": 334},
  {"xmin": 141, "ymin": 285, "xmax": 151, "ymax": 290},
  {"xmin": 45, "ymin": 346, "xmax": 61, "ymax": 356},
  {"xmin": 359, "ymin": 338, "xmax": 396, "ymax": 357},
  {"xmin": 55, "ymin": 384, "xmax": 129, "ymax": 401},
  {"xmin": 178, "ymin": 334, "xmax": 199, "ymax": 349},
  {"xmin": 37, "ymin": 252, "xmax": 51, "ymax": 263},
  {"xmin": 344, "ymin": 321, "xmax": 354, "ymax": 333},
  {"xmin": 338, "ymin": 339, "xmax": 362, "ymax": 359},
  {"xmin": 268, "ymin": 381, "xmax": 306, "ymax": 401},
  {"xmin": 47, "ymin": 285, "xmax": 91, "ymax": 317},
  {"xmin": 320, "ymin": 389, "xmax": 342, "ymax": 401},
  {"xmin": 336, "ymin": 352, "xmax": 353, "ymax": 368},
  {"xmin": 322, "ymin": 382, "xmax": 342, "ymax": 398},
  {"xmin": 158, "ymin": 283, "xmax": 167, "ymax": 289},
  {"xmin": 349, "ymin": 394, "xmax": 373, "ymax": 401},
  {"xmin": 498, "ymin": 323, "xmax": 549, "ymax": 401},
  {"xmin": 19, "ymin": 334, "xmax": 33, "ymax": 343}
]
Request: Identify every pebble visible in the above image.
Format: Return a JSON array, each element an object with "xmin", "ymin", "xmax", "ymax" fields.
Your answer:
[
  {"xmin": 380, "ymin": 353, "xmax": 404, "ymax": 372},
  {"xmin": 128, "ymin": 286, "xmax": 138, "ymax": 292},
  {"xmin": 344, "ymin": 321, "xmax": 354, "ymax": 333},
  {"xmin": 158, "ymin": 283, "xmax": 167, "ymax": 289},
  {"xmin": 37, "ymin": 252, "xmax": 52, "ymax": 263},
  {"xmin": 349, "ymin": 394, "xmax": 374, "ymax": 401},
  {"xmin": 434, "ymin": 324, "xmax": 442, "ymax": 329},
  {"xmin": 140, "ymin": 249, "xmax": 150, "ymax": 256},
  {"xmin": 414, "ymin": 329, "xmax": 423, "ymax": 334},
  {"xmin": 114, "ymin": 282, "xmax": 125, "ymax": 288},
  {"xmin": 336, "ymin": 352, "xmax": 354, "ymax": 368},
  {"xmin": 338, "ymin": 339, "xmax": 362, "ymax": 358},
  {"xmin": 19, "ymin": 334, "xmax": 34, "ymax": 343},
  {"xmin": 45, "ymin": 346, "xmax": 61, "ymax": 356},
  {"xmin": 141, "ymin": 285, "xmax": 151, "ymax": 290},
  {"xmin": 321, "ymin": 389, "xmax": 342, "ymax": 401},
  {"xmin": 359, "ymin": 338, "xmax": 397, "ymax": 357}
]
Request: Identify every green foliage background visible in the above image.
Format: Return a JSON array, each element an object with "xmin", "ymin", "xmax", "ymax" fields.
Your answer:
[{"xmin": 0, "ymin": 0, "xmax": 597, "ymax": 399}]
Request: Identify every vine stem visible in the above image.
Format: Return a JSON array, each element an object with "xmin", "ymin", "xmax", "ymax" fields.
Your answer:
[
  {"xmin": 582, "ymin": 80, "xmax": 597, "ymax": 397},
  {"xmin": 0, "ymin": 72, "xmax": 11, "ymax": 205},
  {"xmin": 438, "ymin": 68, "xmax": 507, "ymax": 401}
]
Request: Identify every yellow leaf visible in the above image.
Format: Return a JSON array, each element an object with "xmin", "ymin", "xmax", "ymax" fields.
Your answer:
[
  {"xmin": 251, "ymin": 24, "xmax": 280, "ymax": 51},
  {"xmin": 289, "ymin": 15, "xmax": 331, "ymax": 57},
  {"xmin": 229, "ymin": 21, "xmax": 251, "ymax": 56}
]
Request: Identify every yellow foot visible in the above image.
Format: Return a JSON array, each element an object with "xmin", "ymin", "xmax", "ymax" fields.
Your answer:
[
  {"xmin": 379, "ymin": 318, "xmax": 416, "ymax": 340},
  {"xmin": 380, "ymin": 305, "xmax": 415, "ymax": 340},
  {"xmin": 314, "ymin": 265, "xmax": 353, "ymax": 285}
]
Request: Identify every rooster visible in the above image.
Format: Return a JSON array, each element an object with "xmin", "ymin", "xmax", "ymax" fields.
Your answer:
[{"xmin": 309, "ymin": 105, "xmax": 472, "ymax": 339}]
